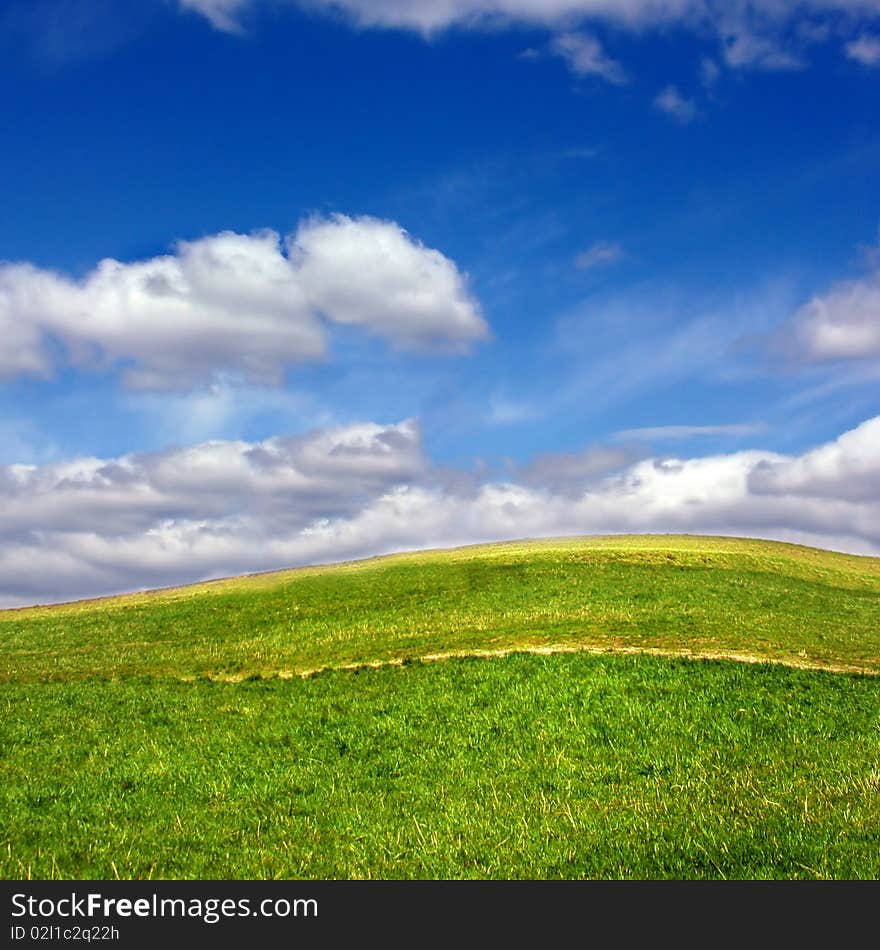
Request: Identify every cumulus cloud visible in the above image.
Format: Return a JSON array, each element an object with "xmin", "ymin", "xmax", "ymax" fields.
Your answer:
[
  {"xmin": 654, "ymin": 85, "xmax": 698, "ymax": 122},
  {"xmin": 787, "ymin": 268, "xmax": 880, "ymax": 362},
  {"xmin": 0, "ymin": 419, "xmax": 425, "ymax": 604},
  {"xmin": 748, "ymin": 415, "xmax": 880, "ymax": 501},
  {"xmin": 0, "ymin": 215, "xmax": 488, "ymax": 390},
  {"xmin": 292, "ymin": 215, "xmax": 488, "ymax": 352},
  {"xmin": 0, "ymin": 267, "xmax": 51, "ymax": 378},
  {"xmin": 0, "ymin": 419, "xmax": 424, "ymax": 538},
  {"xmin": 1, "ymin": 414, "xmax": 878, "ymax": 607}
]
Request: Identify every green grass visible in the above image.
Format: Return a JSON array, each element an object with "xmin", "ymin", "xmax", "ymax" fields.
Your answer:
[
  {"xmin": 1, "ymin": 535, "xmax": 879, "ymax": 879},
  {"xmin": 3, "ymin": 535, "xmax": 880, "ymax": 682},
  {"xmin": 3, "ymin": 655, "xmax": 879, "ymax": 880}
]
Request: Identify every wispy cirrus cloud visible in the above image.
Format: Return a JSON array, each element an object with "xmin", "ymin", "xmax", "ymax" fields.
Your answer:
[
  {"xmin": 614, "ymin": 423, "xmax": 769, "ymax": 442},
  {"xmin": 0, "ymin": 214, "xmax": 488, "ymax": 391},
  {"xmin": 574, "ymin": 240, "xmax": 625, "ymax": 270},
  {"xmin": 484, "ymin": 397, "xmax": 543, "ymax": 426}
]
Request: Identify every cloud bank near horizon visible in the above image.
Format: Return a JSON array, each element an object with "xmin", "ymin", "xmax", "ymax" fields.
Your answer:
[{"xmin": 1, "ymin": 413, "xmax": 877, "ymax": 608}]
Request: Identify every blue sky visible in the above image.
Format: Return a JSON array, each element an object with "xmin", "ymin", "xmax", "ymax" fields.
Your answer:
[{"xmin": 1, "ymin": 0, "xmax": 879, "ymax": 605}]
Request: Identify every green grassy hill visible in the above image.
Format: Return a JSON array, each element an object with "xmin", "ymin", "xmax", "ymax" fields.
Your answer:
[{"xmin": 2, "ymin": 535, "xmax": 879, "ymax": 879}]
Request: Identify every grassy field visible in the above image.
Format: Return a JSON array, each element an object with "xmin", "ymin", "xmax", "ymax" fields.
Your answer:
[{"xmin": 1, "ymin": 534, "xmax": 879, "ymax": 879}]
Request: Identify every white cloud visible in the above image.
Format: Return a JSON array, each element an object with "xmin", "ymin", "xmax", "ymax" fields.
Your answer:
[
  {"xmin": 1, "ymin": 414, "xmax": 878, "ymax": 607},
  {"xmin": 748, "ymin": 415, "xmax": 880, "ymax": 501},
  {"xmin": 654, "ymin": 85, "xmax": 698, "ymax": 122},
  {"xmin": 285, "ymin": 0, "xmax": 703, "ymax": 35},
  {"xmin": 292, "ymin": 214, "xmax": 488, "ymax": 352},
  {"xmin": 550, "ymin": 32, "xmax": 628, "ymax": 83},
  {"xmin": 178, "ymin": 1, "xmax": 880, "ymax": 72},
  {"xmin": 788, "ymin": 268, "xmax": 880, "ymax": 362},
  {"xmin": 0, "ymin": 266, "xmax": 51, "ymax": 378},
  {"xmin": 178, "ymin": 0, "xmax": 250, "ymax": 32},
  {"xmin": 185, "ymin": 2, "xmax": 880, "ymax": 35},
  {"xmin": 574, "ymin": 240, "xmax": 624, "ymax": 269},
  {"xmin": 0, "ymin": 418, "xmax": 423, "ymax": 537},
  {"xmin": 846, "ymin": 31, "xmax": 880, "ymax": 63},
  {"xmin": 0, "ymin": 215, "xmax": 487, "ymax": 390},
  {"xmin": 719, "ymin": 27, "xmax": 806, "ymax": 70}
]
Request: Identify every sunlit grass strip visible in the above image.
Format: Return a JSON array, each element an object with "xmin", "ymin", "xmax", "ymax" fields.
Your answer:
[
  {"xmin": 189, "ymin": 641, "xmax": 880, "ymax": 682},
  {"xmin": 3, "ymin": 536, "xmax": 879, "ymax": 683}
]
